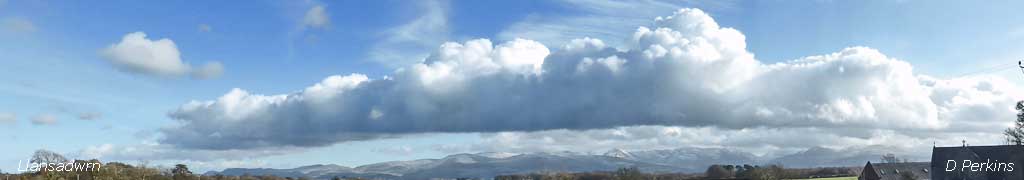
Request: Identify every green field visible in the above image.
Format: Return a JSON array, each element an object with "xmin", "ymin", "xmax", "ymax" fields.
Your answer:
[{"xmin": 791, "ymin": 176, "xmax": 857, "ymax": 180}]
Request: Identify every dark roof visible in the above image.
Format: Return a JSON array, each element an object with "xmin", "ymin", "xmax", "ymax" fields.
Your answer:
[
  {"xmin": 864, "ymin": 162, "xmax": 930, "ymax": 180},
  {"xmin": 930, "ymin": 145, "xmax": 1024, "ymax": 180}
]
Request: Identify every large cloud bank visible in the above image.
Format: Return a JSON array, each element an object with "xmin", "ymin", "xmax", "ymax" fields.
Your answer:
[{"xmin": 162, "ymin": 8, "xmax": 1020, "ymax": 150}]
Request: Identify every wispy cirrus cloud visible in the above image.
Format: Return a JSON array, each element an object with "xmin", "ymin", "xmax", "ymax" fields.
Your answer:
[
  {"xmin": 284, "ymin": 1, "xmax": 331, "ymax": 60},
  {"xmin": 367, "ymin": 0, "xmax": 450, "ymax": 68},
  {"xmin": 498, "ymin": 0, "xmax": 737, "ymax": 48},
  {"xmin": 30, "ymin": 113, "xmax": 57, "ymax": 126},
  {"xmin": 1, "ymin": 16, "xmax": 36, "ymax": 34},
  {"xmin": 198, "ymin": 24, "xmax": 212, "ymax": 32},
  {"xmin": 76, "ymin": 143, "xmax": 300, "ymax": 162},
  {"xmin": 78, "ymin": 112, "xmax": 102, "ymax": 121},
  {"xmin": 303, "ymin": 5, "xmax": 330, "ymax": 29},
  {"xmin": 73, "ymin": 143, "xmax": 290, "ymax": 171},
  {"xmin": 0, "ymin": 112, "xmax": 15, "ymax": 125},
  {"xmin": 372, "ymin": 146, "xmax": 416, "ymax": 156}
]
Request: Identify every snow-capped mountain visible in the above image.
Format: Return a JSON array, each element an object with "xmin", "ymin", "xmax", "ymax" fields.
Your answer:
[
  {"xmin": 216, "ymin": 164, "xmax": 365, "ymax": 178},
  {"xmin": 769, "ymin": 145, "xmax": 929, "ymax": 168},
  {"xmin": 210, "ymin": 146, "xmax": 910, "ymax": 179},
  {"xmin": 211, "ymin": 151, "xmax": 683, "ymax": 179},
  {"xmin": 477, "ymin": 152, "xmax": 520, "ymax": 159},
  {"xmin": 396, "ymin": 151, "xmax": 682, "ymax": 179},
  {"xmin": 615, "ymin": 147, "xmax": 764, "ymax": 170},
  {"xmin": 603, "ymin": 148, "xmax": 634, "ymax": 159}
]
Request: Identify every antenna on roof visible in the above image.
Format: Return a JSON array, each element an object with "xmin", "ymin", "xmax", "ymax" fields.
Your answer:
[{"xmin": 1018, "ymin": 61, "xmax": 1024, "ymax": 77}]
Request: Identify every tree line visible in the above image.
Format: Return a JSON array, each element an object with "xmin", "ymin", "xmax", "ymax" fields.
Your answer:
[
  {"xmin": 0, "ymin": 150, "xmax": 358, "ymax": 180},
  {"xmin": 495, "ymin": 164, "xmax": 858, "ymax": 180}
]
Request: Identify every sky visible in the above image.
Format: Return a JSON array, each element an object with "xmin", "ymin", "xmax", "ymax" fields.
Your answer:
[{"xmin": 3, "ymin": 0, "xmax": 1024, "ymax": 173}]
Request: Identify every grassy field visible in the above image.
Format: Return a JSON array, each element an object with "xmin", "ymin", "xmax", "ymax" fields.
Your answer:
[
  {"xmin": 791, "ymin": 176, "xmax": 858, "ymax": 180},
  {"xmin": 786, "ymin": 176, "xmax": 860, "ymax": 178}
]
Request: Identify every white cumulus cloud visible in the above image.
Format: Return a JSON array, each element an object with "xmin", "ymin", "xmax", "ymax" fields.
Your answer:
[
  {"xmin": 100, "ymin": 32, "xmax": 223, "ymax": 79},
  {"xmin": 160, "ymin": 8, "xmax": 1022, "ymax": 152}
]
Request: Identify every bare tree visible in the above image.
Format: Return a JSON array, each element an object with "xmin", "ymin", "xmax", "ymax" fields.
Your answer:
[
  {"xmin": 1005, "ymin": 101, "xmax": 1024, "ymax": 145},
  {"xmin": 881, "ymin": 153, "xmax": 900, "ymax": 163},
  {"xmin": 30, "ymin": 149, "xmax": 68, "ymax": 164}
]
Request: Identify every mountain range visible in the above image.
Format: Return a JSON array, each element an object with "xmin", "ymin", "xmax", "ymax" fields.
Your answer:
[{"xmin": 207, "ymin": 146, "xmax": 924, "ymax": 179}]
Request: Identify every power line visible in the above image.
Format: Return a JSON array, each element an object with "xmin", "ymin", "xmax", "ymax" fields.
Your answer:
[{"xmin": 955, "ymin": 62, "xmax": 1016, "ymax": 77}]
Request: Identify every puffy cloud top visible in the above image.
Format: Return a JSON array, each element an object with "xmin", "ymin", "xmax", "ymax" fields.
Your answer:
[
  {"xmin": 161, "ymin": 8, "xmax": 1021, "ymax": 150},
  {"xmin": 101, "ymin": 32, "xmax": 223, "ymax": 79}
]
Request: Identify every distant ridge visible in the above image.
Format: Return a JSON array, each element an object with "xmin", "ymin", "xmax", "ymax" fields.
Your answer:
[{"xmin": 208, "ymin": 146, "xmax": 922, "ymax": 179}]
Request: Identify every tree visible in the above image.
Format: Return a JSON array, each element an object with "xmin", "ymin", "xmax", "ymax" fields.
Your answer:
[
  {"xmin": 881, "ymin": 153, "xmax": 900, "ymax": 163},
  {"xmin": 1006, "ymin": 101, "xmax": 1024, "ymax": 145},
  {"xmin": 172, "ymin": 164, "xmax": 191, "ymax": 174},
  {"xmin": 737, "ymin": 164, "xmax": 755, "ymax": 178},
  {"xmin": 734, "ymin": 164, "xmax": 791, "ymax": 180},
  {"xmin": 614, "ymin": 167, "xmax": 644, "ymax": 180},
  {"xmin": 705, "ymin": 165, "xmax": 733, "ymax": 179},
  {"xmin": 900, "ymin": 171, "xmax": 918, "ymax": 180},
  {"xmin": 172, "ymin": 164, "xmax": 192, "ymax": 180},
  {"xmin": 30, "ymin": 149, "xmax": 68, "ymax": 176},
  {"xmin": 30, "ymin": 149, "xmax": 68, "ymax": 164}
]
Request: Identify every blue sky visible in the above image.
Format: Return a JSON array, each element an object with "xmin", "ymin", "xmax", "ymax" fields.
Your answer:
[{"xmin": 3, "ymin": 0, "xmax": 1024, "ymax": 172}]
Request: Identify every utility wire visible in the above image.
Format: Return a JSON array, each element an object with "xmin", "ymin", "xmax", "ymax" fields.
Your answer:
[{"xmin": 955, "ymin": 62, "xmax": 1016, "ymax": 77}]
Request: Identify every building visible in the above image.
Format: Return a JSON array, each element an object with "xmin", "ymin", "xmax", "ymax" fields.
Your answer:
[
  {"xmin": 930, "ymin": 145, "xmax": 1024, "ymax": 180},
  {"xmin": 859, "ymin": 162, "xmax": 930, "ymax": 180},
  {"xmin": 857, "ymin": 145, "xmax": 1024, "ymax": 180}
]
